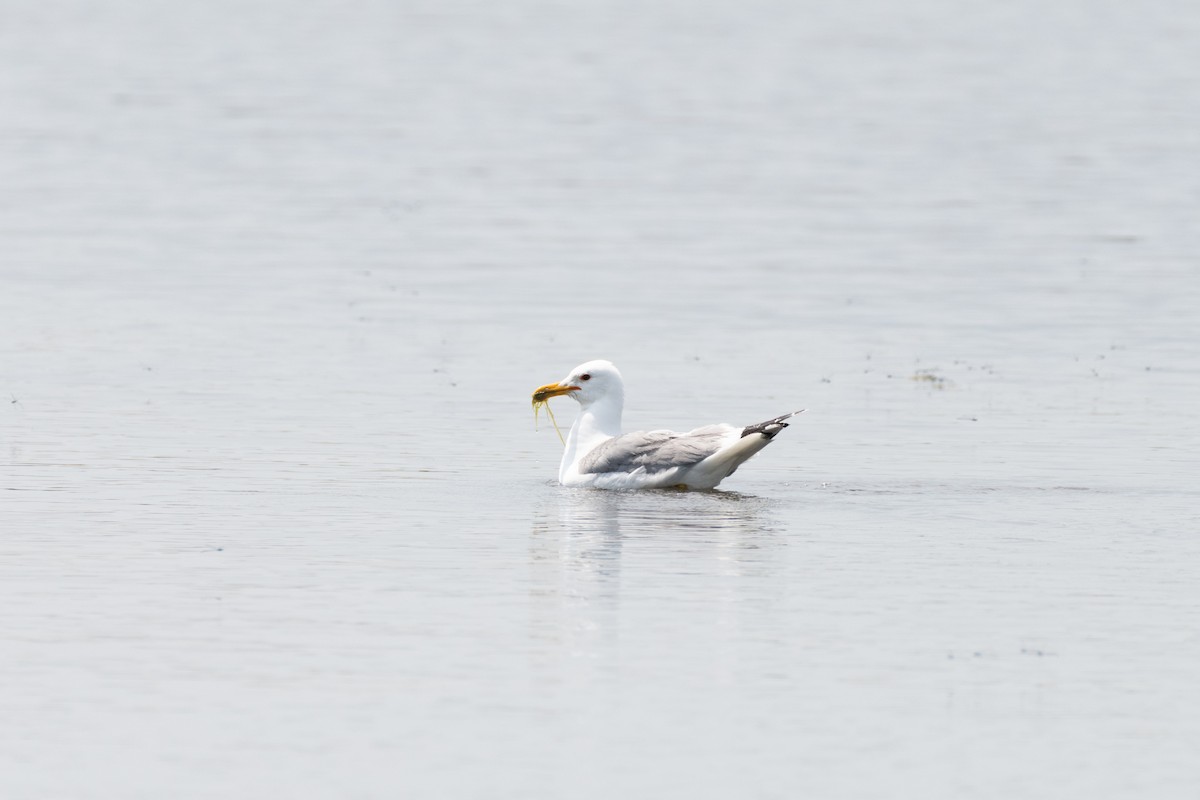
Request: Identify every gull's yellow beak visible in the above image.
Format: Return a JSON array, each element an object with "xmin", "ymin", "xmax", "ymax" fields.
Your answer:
[{"xmin": 531, "ymin": 382, "xmax": 580, "ymax": 404}]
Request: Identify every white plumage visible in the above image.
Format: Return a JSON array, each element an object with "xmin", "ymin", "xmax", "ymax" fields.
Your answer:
[{"xmin": 532, "ymin": 360, "xmax": 802, "ymax": 490}]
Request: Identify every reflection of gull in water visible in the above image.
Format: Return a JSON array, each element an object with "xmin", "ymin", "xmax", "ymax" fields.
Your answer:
[
  {"xmin": 529, "ymin": 489, "xmax": 784, "ymax": 661},
  {"xmin": 532, "ymin": 360, "xmax": 802, "ymax": 490}
]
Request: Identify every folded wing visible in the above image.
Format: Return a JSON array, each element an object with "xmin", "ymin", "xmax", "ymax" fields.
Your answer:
[{"xmin": 578, "ymin": 425, "xmax": 735, "ymax": 475}]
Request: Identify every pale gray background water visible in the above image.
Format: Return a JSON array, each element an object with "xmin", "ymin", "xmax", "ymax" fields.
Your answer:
[{"xmin": 2, "ymin": 0, "xmax": 1198, "ymax": 797}]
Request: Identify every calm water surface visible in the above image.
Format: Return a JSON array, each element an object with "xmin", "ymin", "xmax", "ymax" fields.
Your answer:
[{"xmin": 2, "ymin": 0, "xmax": 1199, "ymax": 797}]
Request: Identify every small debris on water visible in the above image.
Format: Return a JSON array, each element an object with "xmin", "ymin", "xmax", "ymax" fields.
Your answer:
[{"xmin": 911, "ymin": 369, "xmax": 949, "ymax": 388}]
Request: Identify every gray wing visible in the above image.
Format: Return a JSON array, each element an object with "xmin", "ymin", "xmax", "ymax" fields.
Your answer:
[{"xmin": 579, "ymin": 426, "xmax": 731, "ymax": 475}]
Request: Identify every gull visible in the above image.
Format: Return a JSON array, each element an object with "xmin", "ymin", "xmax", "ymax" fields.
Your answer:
[{"xmin": 532, "ymin": 359, "xmax": 802, "ymax": 490}]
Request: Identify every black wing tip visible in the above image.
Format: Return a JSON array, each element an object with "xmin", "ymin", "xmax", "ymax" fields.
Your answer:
[{"xmin": 741, "ymin": 409, "xmax": 805, "ymax": 440}]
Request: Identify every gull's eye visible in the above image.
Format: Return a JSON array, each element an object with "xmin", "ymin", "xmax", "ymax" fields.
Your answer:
[{"xmin": 580, "ymin": 373, "xmax": 591, "ymax": 381}]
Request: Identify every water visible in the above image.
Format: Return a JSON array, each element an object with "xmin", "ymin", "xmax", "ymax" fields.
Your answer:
[{"xmin": 2, "ymin": 0, "xmax": 1199, "ymax": 797}]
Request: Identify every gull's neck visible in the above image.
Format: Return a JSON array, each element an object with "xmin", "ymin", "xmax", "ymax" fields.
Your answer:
[
  {"xmin": 560, "ymin": 392, "xmax": 623, "ymax": 481},
  {"xmin": 574, "ymin": 394, "xmax": 623, "ymax": 441}
]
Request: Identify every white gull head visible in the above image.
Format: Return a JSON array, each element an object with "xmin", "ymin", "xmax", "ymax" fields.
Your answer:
[{"xmin": 555, "ymin": 359, "xmax": 624, "ymax": 412}]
